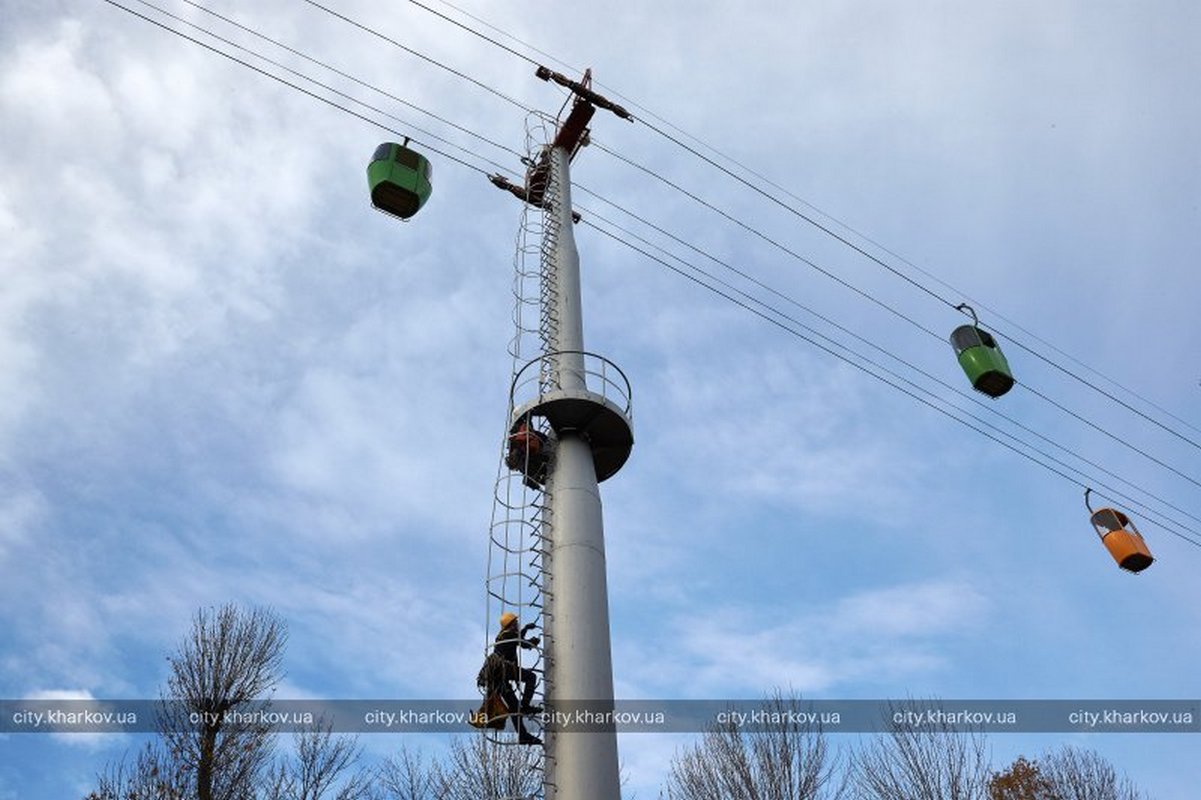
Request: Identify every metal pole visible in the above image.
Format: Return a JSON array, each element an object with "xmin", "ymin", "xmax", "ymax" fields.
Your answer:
[{"xmin": 544, "ymin": 145, "xmax": 621, "ymax": 800}]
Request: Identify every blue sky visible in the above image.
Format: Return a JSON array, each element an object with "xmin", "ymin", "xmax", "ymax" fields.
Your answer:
[{"xmin": 2, "ymin": 0, "xmax": 1199, "ymax": 796}]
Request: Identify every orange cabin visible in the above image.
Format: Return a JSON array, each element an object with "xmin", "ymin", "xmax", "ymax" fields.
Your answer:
[{"xmin": 1090, "ymin": 507, "xmax": 1154, "ymax": 573}]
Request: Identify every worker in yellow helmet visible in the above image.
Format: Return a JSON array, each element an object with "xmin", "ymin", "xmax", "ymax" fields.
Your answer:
[{"xmin": 477, "ymin": 611, "xmax": 542, "ymax": 745}]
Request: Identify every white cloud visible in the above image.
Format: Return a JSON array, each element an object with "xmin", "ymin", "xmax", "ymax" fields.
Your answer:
[
  {"xmin": 637, "ymin": 338, "xmax": 937, "ymax": 522},
  {"xmin": 0, "ymin": 21, "xmax": 121, "ymax": 146},
  {"xmin": 23, "ymin": 690, "xmax": 126, "ymax": 751},
  {"xmin": 626, "ymin": 579, "xmax": 988, "ymax": 697},
  {"xmin": 831, "ymin": 580, "xmax": 987, "ymax": 638},
  {"xmin": 26, "ymin": 689, "xmax": 96, "ymax": 701},
  {"xmin": 0, "ymin": 474, "xmax": 45, "ymax": 565}
]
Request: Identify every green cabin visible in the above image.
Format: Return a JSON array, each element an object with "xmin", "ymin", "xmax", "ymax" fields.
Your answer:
[
  {"xmin": 950, "ymin": 324, "xmax": 1014, "ymax": 398},
  {"xmin": 367, "ymin": 142, "xmax": 432, "ymax": 220}
]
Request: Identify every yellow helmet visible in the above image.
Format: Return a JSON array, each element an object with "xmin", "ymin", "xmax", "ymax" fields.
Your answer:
[{"xmin": 499, "ymin": 612, "xmax": 518, "ymax": 628}]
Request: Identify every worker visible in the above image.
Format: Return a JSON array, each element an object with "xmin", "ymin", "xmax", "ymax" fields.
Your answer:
[
  {"xmin": 478, "ymin": 611, "xmax": 542, "ymax": 745},
  {"xmin": 505, "ymin": 419, "xmax": 548, "ymax": 485}
]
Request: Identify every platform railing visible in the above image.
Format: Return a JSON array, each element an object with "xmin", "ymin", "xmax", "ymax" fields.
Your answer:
[{"xmin": 510, "ymin": 350, "xmax": 633, "ymax": 423}]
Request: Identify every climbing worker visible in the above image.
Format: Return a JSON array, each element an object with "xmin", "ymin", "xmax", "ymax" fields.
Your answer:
[
  {"xmin": 477, "ymin": 611, "xmax": 542, "ymax": 745},
  {"xmin": 505, "ymin": 418, "xmax": 549, "ymax": 486}
]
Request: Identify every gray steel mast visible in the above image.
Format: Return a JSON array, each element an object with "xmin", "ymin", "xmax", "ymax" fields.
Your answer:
[
  {"xmin": 543, "ymin": 143, "xmax": 618, "ymax": 800},
  {"xmin": 497, "ymin": 70, "xmax": 634, "ymax": 800}
]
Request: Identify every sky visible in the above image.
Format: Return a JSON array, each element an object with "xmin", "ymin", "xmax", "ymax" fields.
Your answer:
[{"xmin": 2, "ymin": 0, "xmax": 1200, "ymax": 797}]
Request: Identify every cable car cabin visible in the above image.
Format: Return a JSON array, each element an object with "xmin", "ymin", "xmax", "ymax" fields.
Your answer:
[
  {"xmin": 367, "ymin": 142, "xmax": 432, "ymax": 220},
  {"xmin": 1090, "ymin": 507, "xmax": 1154, "ymax": 573},
  {"xmin": 949, "ymin": 325, "xmax": 1014, "ymax": 398}
]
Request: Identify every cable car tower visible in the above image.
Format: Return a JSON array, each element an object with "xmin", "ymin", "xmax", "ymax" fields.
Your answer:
[{"xmin": 485, "ymin": 69, "xmax": 634, "ymax": 800}]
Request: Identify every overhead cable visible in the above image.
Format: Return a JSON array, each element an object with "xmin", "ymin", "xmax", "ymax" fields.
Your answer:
[
  {"xmin": 104, "ymin": 0, "xmax": 1199, "ymax": 548},
  {"xmin": 403, "ymin": 0, "xmax": 1201, "ymax": 452},
  {"xmin": 575, "ymin": 196, "xmax": 1201, "ymax": 534},
  {"xmin": 406, "ymin": 0, "xmax": 539, "ymax": 68},
  {"xmin": 590, "ymin": 142, "xmax": 946, "ymax": 341},
  {"xmin": 580, "ymin": 215, "xmax": 1201, "ymax": 549},
  {"xmin": 298, "ymin": 0, "xmax": 533, "ymax": 113},
  {"xmin": 575, "ymin": 183, "xmax": 1201, "ymax": 528},
  {"xmin": 591, "ymin": 141, "xmax": 1200, "ymax": 489},
  {"xmin": 100, "ymin": 0, "xmax": 495, "ymax": 177},
  {"xmin": 178, "ymin": 0, "xmax": 524, "ymax": 161}
]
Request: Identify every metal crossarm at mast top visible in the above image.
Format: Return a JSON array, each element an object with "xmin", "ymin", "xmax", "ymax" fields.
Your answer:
[{"xmin": 535, "ymin": 65, "xmax": 634, "ymax": 121}]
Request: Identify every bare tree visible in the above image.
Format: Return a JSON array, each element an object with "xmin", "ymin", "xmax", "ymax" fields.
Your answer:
[
  {"xmin": 87, "ymin": 743, "xmax": 188, "ymax": 800},
  {"xmin": 988, "ymin": 755, "xmax": 1057, "ymax": 800},
  {"xmin": 156, "ymin": 604, "xmax": 288, "ymax": 800},
  {"xmin": 374, "ymin": 735, "xmax": 545, "ymax": 800},
  {"xmin": 264, "ymin": 723, "xmax": 374, "ymax": 800},
  {"xmin": 88, "ymin": 604, "xmax": 288, "ymax": 800},
  {"xmin": 662, "ymin": 692, "xmax": 846, "ymax": 800},
  {"xmin": 434, "ymin": 734, "xmax": 543, "ymax": 800},
  {"xmin": 1040, "ymin": 747, "xmax": 1146, "ymax": 800},
  {"xmin": 375, "ymin": 746, "xmax": 439, "ymax": 800},
  {"xmin": 851, "ymin": 702, "xmax": 991, "ymax": 800}
]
